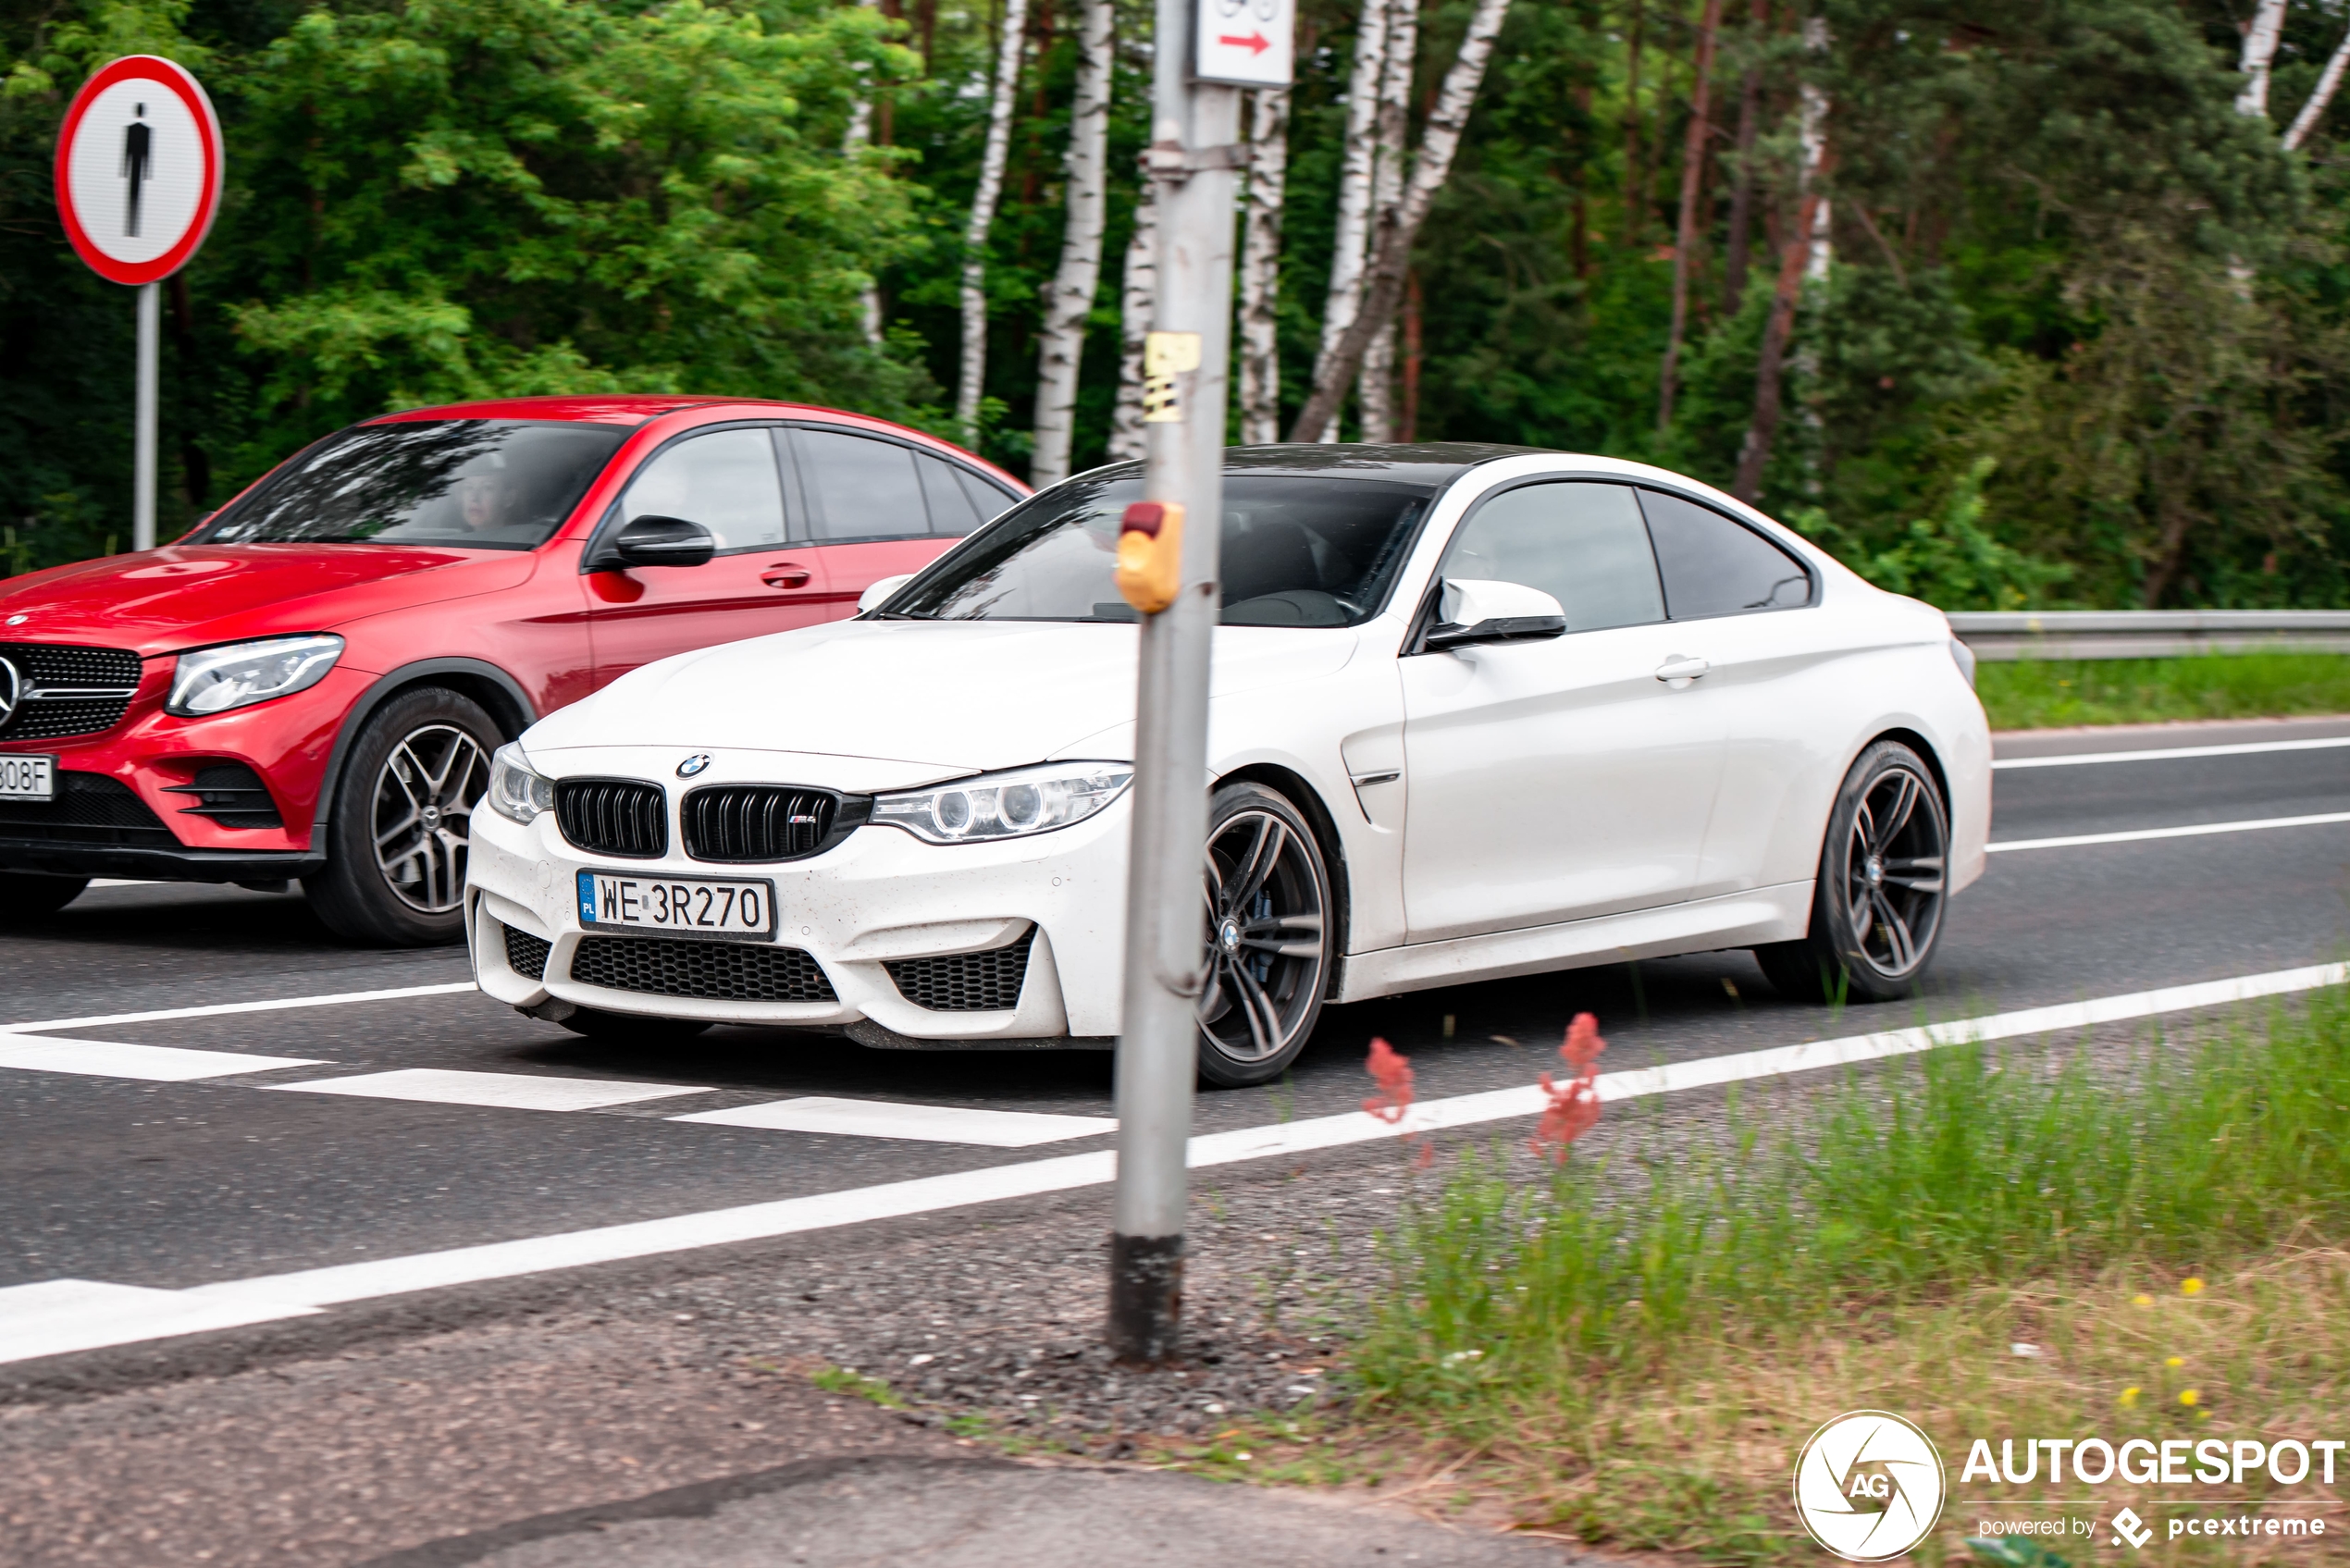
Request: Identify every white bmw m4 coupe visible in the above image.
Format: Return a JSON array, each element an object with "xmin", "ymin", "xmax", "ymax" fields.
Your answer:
[{"xmin": 466, "ymin": 444, "xmax": 1990, "ymax": 1086}]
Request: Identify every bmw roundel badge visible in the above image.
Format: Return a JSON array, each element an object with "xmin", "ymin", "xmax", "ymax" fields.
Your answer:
[{"xmin": 677, "ymin": 754, "xmax": 711, "ymax": 778}]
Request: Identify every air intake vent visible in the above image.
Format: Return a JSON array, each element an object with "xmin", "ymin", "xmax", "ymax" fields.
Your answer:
[
  {"xmin": 683, "ymin": 786, "xmax": 866, "ymax": 862},
  {"xmin": 884, "ymin": 929, "xmax": 1034, "ymax": 1011},
  {"xmin": 0, "ymin": 772, "xmax": 176, "ymax": 846},
  {"xmin": 0, "ymin": 643, "xmax": 143, "ymax": 742},
  {"xmin": 555, "ymin": 779, "xmax": 666, "ymax": 858},
  {"xmin": 571, "ymin": 936, "xmax": 836, "ymax": 1002},
  {"xmin": 503, "ymin": 923, "xmax": 550, "ymax": 981},
  {"xmin": 163, "ymin": 763, "xmax": 283, "ymax": 829}
]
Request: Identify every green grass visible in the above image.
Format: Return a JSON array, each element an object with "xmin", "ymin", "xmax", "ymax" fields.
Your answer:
[
  {"xmin": 1976, "ymin": 651, "xmax": 2350, "ymax": 729},
  {"xmin": 1300, "ymin": 994, "xmax": 2350, "ymax": 1562}
]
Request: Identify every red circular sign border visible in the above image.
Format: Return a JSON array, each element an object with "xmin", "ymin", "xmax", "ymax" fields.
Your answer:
[{"xmin": 54, "ymin": 56, "xmax": 223, "ymax": 287}]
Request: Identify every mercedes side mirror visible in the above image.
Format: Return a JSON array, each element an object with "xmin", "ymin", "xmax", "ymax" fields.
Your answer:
[
  {"xmin": 1423, "ymin": 577, "xmax": 1568, "ymax": 651},
  {"xmin": 588, "ymin": 515, "xmax": 715, "ymax": 571},
  {"xmin": 858, "ymin": 574, "xmax": 915, "ymax": 614}
]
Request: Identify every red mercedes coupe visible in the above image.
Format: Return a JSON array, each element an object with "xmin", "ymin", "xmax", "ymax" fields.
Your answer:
[{"xmin": 0, "ymin": 395, "xmax": 1023, "ymax": 944}]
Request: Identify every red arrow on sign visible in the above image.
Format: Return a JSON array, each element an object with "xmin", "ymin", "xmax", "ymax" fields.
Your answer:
[{"xmin": 1218, "ymin": 31, "xmax": 1271, "ymax": 54}]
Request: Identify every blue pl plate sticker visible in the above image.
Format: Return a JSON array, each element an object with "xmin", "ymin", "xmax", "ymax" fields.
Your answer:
[{"xmin": 577, "ymin": 870, "xmax": 597, "ymax": 922}]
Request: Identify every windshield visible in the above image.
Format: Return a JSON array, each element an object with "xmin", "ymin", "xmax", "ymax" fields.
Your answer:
[
  {"xmin": 194, "ymin": 420, "xmax": 631, "ymax": 549},
  {"xmin": 885, "ymin": 474, "xmax": 1433, "ymax": 626}
]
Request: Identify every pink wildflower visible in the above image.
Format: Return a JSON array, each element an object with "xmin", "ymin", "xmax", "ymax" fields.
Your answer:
[
  {"xmin": 1531, "ymin": 1012, "xmax": 1606, "ymax": 1162},
  {"xmin": 1362, "ymin": 1036, "xmax": 1416, "ymax": 1124}
]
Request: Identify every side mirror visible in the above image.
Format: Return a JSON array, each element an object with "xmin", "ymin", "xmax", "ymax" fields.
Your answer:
[
  {"xmin": 859, "ymin": 574, "xmax": 915, "ymax": 614},
  {"xmin": 1423, "ymin": 577, "xmax": 1568, "ymax": 651},
  {"xmin": 588, "ymin": 514, "xmax": 715, "ymax": 571}
]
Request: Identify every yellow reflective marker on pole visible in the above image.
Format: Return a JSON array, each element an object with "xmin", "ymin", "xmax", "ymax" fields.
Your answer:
[
  {"xmin": 1141, "ymin": 330, "xmax": 1200, "ymax": 423},
  {"xmin": 1116, "ymin": 500, "xmax": 1185, "ymax": 615}
]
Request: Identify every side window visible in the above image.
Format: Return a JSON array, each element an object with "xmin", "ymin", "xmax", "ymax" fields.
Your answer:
[
  {"xmin": 792, "ymin": 428, "xmax": 930, "ymax": 540},
  {"xmin": 916, "ymin": 452, "xmax": 984, "ymax": 536},
  {"xmin": 1638, "ymin": 488, "xmax": 1812, "ymax": 618},
  {"xmin": 619, "ymin": 427, "xmax": 785, "ymax": 553},
  {"xmin": 957, "ymin": 465, "xmax": 1019, "ymax": 522},
  {"xmin": 1439, "ymin": 481, "xmax": 1665, "ymax": 632}
]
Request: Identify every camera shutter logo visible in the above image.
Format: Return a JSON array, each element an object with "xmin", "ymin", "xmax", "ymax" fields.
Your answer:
[
  {"xmin": 0, "ymin": 656, "xmax": 21, "ymax": 731},
  {"xmin": 1793, "ymin": 1411, "xmax": 1946, "ymax": 1562}
]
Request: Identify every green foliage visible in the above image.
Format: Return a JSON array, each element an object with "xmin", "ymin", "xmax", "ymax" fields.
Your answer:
[
  {"xmin": 9, "ymin": 0, "xmax": 2350, "ymax": 607},
  {"xmin": 1791, "ymin": 459, "xmax": 2070, "ymax": 610},
  {"xmin": 0, "ymin": 0, "xmax": 938, "ymax": 566},
  {"xmin": 1975, "ymin": 649, "xmax": 2350, "ymax": 729}
]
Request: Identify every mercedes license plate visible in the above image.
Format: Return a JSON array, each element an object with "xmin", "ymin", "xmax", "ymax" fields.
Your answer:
[
  {"xmin": 0, "ymin": 754, "xmax": 55, "ymax": 802},
  {"xmin": 576, "ymin": 870, "xmax": 775, "ymax": 937}
]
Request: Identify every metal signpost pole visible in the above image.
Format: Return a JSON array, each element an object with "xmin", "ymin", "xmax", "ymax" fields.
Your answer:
[
  {"xmin": 134, "ymin": 280, "xmax": 159, "ymax": 551},
  {"xmin": 1107, "ymin": 0, "xmax": 1285, "ymax": 1364}
]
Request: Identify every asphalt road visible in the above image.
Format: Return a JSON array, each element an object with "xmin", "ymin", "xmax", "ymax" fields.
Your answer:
[{"xmin": 4, "ymin": 716, "xmax": 2347, "ymax": 1301}]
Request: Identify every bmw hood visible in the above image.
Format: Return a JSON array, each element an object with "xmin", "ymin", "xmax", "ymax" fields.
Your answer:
[{"xmin": 523, "ymin": 617, "xmax": 1363, "ymax": 781}]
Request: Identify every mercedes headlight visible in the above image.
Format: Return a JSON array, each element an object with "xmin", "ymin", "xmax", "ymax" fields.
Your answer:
[
  {"xmin": 487, "ymin": 743, "xmax": 555, "ymax": 825},
  {"xmin": 872, "ymin": 761, "xmax": 1132, "ymax": 844},
  {"xmin": 166, "ymin": 635, "xmax": 344, "ymax": 716}
]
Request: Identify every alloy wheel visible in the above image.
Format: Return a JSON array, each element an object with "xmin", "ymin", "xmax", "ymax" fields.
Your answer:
[
  {"xmin": 1198, "ymin": 807, "xmax": 1329, "ymax": 1068},
  {"xmin": 372, "ymin": 723, "xmax": 488, "ymax": 914},
  {"xmin": 1838, "ymin": 761, "xmax": 1947, "ymax": 981}
]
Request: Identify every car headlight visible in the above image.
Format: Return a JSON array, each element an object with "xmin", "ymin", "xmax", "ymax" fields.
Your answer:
[
  {"xmin": 487, "ymin": 743, "xmax": 555, "ymax": 825},
  {"xmin": 167, "ymin": 635, "xmax": 344, "ymax": 717},
  {"xmin": 872, "ymin": 761, "xmax": 1132, "ymax": 844}
]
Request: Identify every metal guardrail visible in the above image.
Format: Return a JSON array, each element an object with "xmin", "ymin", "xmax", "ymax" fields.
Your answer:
[{"xmin": 1946, "ymin": 610, "xmax": 2350, "ymax": 661}]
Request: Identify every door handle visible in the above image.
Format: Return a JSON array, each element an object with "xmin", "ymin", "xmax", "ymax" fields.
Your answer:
[
  {"xmin": 761, "ymin": 565, "xmax": 812, "ymax": 589},
  {"xmin": 1654, "ymin": 655, "xmax": 1710, "ymax": 686}
]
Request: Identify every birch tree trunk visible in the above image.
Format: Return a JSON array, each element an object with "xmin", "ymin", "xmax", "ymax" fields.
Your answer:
[
  {"xmin": 1107, "ymin": 186, "xmax": 1158, "ymax": 462},
  {"xmin": 1238, "ymin": 88, "xmax": 1292, "ymax": 446},
  {"xmin": 1358, "ymin": 0, "xmax": 1419, "ymax": 443},
  {"xmin": 1719, "ymin": 0, "xmax": 1766, "ymax": 315},
  {"xmin": 1732, "ymin": 24, "xmax": 1829, "ymax": 505},
  {"xmin": 2284, "ymin": 23, "xmax": 2350, "ymax": 150},
  {"xmin": 845, "ymin": 2, "xmax": 884, "ymax": 347},
  {"xmin": 1290, "ymin": 0, "xmax": 1510, "ymax": 443},
  {"xmin": 1799, "ymin": 19, "xmax": 1832, "ymax": 284},
  {"xmin": 1309, "ymin": 0, "xmax": 1391, "ymax": 440},
  {"xmin": 1028, "ymin": 0, "xmax": 1113, "ymax": 487},
  {"xmin": 955, "ymin": 0, "xmax": 1031, "ymax": 447},
  {"xmin": 1657, "ymin": 0, "xmax": 1722, "ymax": 432},
  {"xmin": 2236, "ymin": 0, "xmax": 2289, "ymax": 119}
]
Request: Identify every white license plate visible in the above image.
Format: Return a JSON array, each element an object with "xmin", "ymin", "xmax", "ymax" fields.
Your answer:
[
  {"xmin": 0, "ymin": 754, "xmax": 55, "ymax": 802},
  {"xmin": 576, "ymin": 870, "xmax": 775, "ymax": 936}
]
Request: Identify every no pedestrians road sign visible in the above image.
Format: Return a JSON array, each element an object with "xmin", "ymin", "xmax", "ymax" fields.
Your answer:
[
  {"xmin": 1194, "ymin": 0, "xmax": 1292, "ymax": 88},
  {"xmin": 55, "ymin": 55, "xmax": 222, "ymax": 286}
]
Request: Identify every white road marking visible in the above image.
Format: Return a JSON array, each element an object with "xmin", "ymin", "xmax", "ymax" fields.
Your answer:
[
  {"xmin": 1987, "ymin": 810, "xmax": 2350, "ymax": 854},
  {"xmin": 0, "ymin": 1279, "xmax": 319, "ymax": 1364},
  {"xmin": 6, "ymin": 962, "xmax": 2335, "ymax": 1365},
  {"xmin": 159, "ymin": 960, "xmax": 2342, "ymax": 1321},
  {"xmin": 671, "ymin": 1097, "xmax": 1117, "ymax": 1147},
  {"xmin": 0, "ymin": 1035, "xmax": 324, "ymax": 1081},
  {"xmin": 2, "ymin": 981, "xmax": 478, "ymax": 1035},
  {"xmin": 1993, "ymin": 735, "xmax": 2350, "ymax": 770},
  {"xmin": 266, "ymin": 1068, "xmax": 710, "ymax": 1113}
]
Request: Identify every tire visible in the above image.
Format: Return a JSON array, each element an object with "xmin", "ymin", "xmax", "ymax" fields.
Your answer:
[
  {"xmin": 1754, "ymin": 739, "xmax": 1950, "ymax": 1005},
  {"xmin": 1196, "ymin": 782, "xmax": 1336, "ymax": 1088},
  {"xmin": 303, "ymin": 686, "xmax": 500, "ymax": 946},
  {"xmin": 0, "ymin": 872, "xmax": 90, "ymax": 919},
  {"xmin": 555, "ymin": 1006, "xmax": 713, "ymax": 1045}
]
